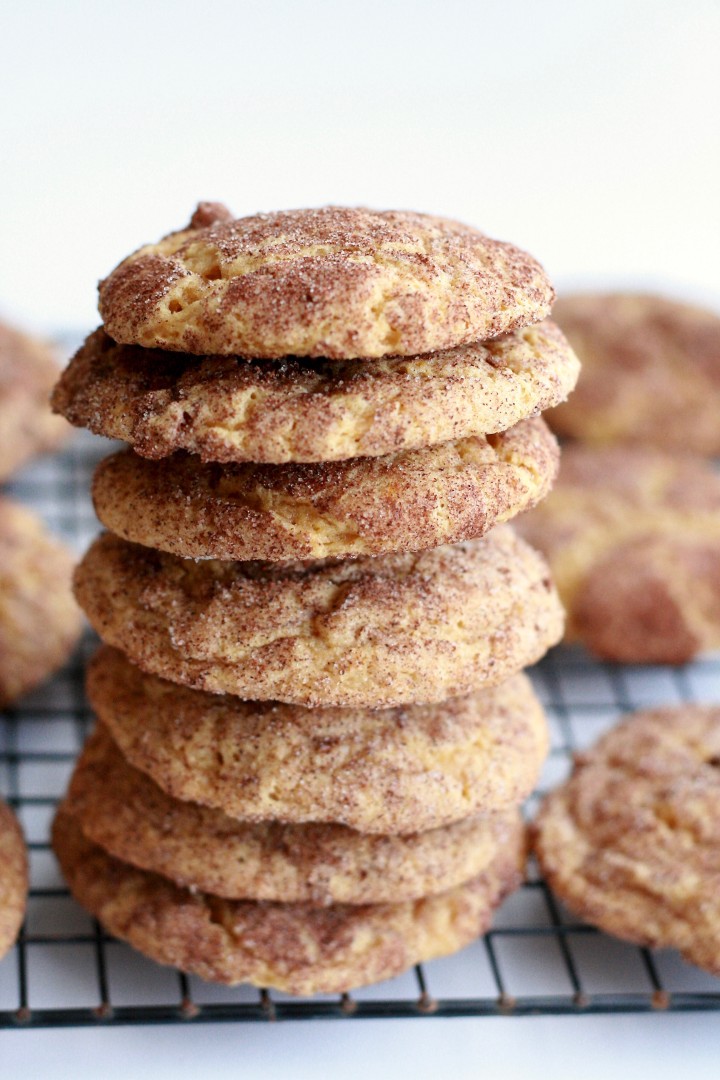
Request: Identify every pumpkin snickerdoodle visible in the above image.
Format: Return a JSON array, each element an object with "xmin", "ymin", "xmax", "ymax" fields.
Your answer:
[
  {"xmin": 98, "ymin": 204, "xmax": 555, "ymax": 360},
  {"xmin": 91, "ymin": 418, "xmax": 558, "ymax": 560},
  {"xmin": 0, "ymin": 798, "xmax": 27, "ymax": 960},
  {"xmin": 73, "ymin": 527, "xmax": 564, "ymax": 708},
  {"xmin": 53, "ymin": 806, "xmax": 525, "ymax": 995}
]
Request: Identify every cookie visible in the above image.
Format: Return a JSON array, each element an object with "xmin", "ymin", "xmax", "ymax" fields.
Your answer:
[
  {"xmin": 0, "ymin": 498, "xmax": 82, "ymax": 705},
  {"xmin": 533, "ymin": 706, "xmax": 720, "ymax": 976},
  {"xmin": 0, "ymin": 319, "xmax": 69, "ymax": 482},
  {"xmin": 74, "ymin": 528, "xmax": 564, "ymax": 707},
  {"xmin": 515, "ymin": 444, "xmax": 720, "ymax": 664},
  {"xmin": 547, "ymin": 293, "xmax": 720, "ymax": 456},
  {"xmin": 91, "ymin": 418, "xmax": 558, "ymax": 561},
  {"xmin": 66, "ymin": 723, "xmax": 524, "ymax": 905},
  {"xmin": 0, "ymin": 798, "xmax": 27, "ymax": 960},
  {"xmin": 86, "ymin": 648, "xmax": 548, "ymax": 834},
  {"xmin": 52, "ymin": 321, "xmax": 579, "ymax": 464},
  {"xmin": 53, "ymin": 805, "xmax": 524, "ymax": 994},
  {"xmin": 98, "ymin": 204, "xmax": 555, "ymax": 359}
]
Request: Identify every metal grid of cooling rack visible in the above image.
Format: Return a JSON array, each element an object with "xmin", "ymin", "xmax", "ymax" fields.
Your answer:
[{"xmin": 2, "ymin": 430, "xmax": 720, "ymax": 1029}]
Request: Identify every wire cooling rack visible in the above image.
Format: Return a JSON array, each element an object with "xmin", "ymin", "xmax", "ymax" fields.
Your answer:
[{"xmin": 2, "ymin": 429, "xmax": 720, "ymax": 1029}]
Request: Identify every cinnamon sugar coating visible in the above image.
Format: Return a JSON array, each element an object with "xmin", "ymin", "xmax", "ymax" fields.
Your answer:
[
  {"xmin": 91, "ymin": 418, "xmax": 558, "ymax": 561},
  {"xmin": 516, "ymin": 444, "xmax": 720, "ymax": 664},
  {"xmin": 52, "ymin": 321, "xmax": 578, "ymax": 463},
  {"xmin": 67, "ymin": 723, "xmax": 524, "ymax": 904},
  {"xmin": 98, "ymin": 205, "xmax": 555, "ymax": 359},
  {"xmin": 547, "ymin": 293, "xmax": 720, "ymax": 455},
  {"xmin": 53, "ymin": 807, "xmax": 524, "ymax": 994},
  {"xmin": 87, "ymin": 648, "xmax": 548, "ymax": 833},
  {"xmin": 0, "ymin": 798, "xmax": 27, "ymax": 960},
  {"xmin": 0, "ymin": 319, "xmax": 69, "ymax": 481},
  {"xmin": 0, "ymin": 498, "xmax": 82, "ymax": 705},
  {"xmin": 534, "ymin": 706, "xmax": 720, "ymax": 976},
  {"xmin": 73, "ymin": 528, "xmax": 564, "ymax": 708}
]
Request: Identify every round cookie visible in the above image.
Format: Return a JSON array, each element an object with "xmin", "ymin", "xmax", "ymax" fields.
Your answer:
[
  {"xmin": 86, "ymin": 648, "xmax": 548, "ymax": 834},
  {"xmin": 0, "ymin": 798, "xmax": 27, "ymax": 960},
  {"xmin": 533, "ymin": 706, "xmax": 720, "ymax": 976},
  {"xmin": 0, "ymin": 319, "xmax": 69, "ymax": 482},
  {"xmin": 91, "ymin": 419, "xmax": 559, "ymax": 561},
  {"xmin": 515, "ymin": 444, "xmax": 720, "ymax": 664},
  {"xmin": 98, "ymin": 203, "xmax": 555, "ymax": 359},
  {"xmin": 547, "ymin": 293, "xmax": 720, "ymax": 456},
  {"xmin": 0, "ymin": 498, "xmax": 83, "ymax": 705},
  {"xmin": 52, "ymin": 321, "xmax": 579, "ymax": 464},
  {"xmin": 73, "ymin": 528, "xmax": 564, "ymax": 708},
  {"xmin": 66, "ymin": 723, "xmax": 524, "ymax": 905},
  {"xmin": 53, "ymin": 806, "xmax": 524, "ymax": 995}
]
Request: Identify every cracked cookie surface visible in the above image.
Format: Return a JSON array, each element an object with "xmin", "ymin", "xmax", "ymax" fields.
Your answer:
[
  {"xmin": 53, "ymin": 806, "xmax": 524, "ymax": 994},
  {"xmin": 0, "ymin": 798, "xmax": 27, "ymax": 960},
  {"xmin": 52, "ymin": 321, "xmax": 579, "ymax": 463},
  {"xmin": 91, "ymin": 418, "xmax": 558, "ymax": 560},
  {"xmin": 98, "ymin": 204, "xmax": 554, "ymax": 359},
  {"xmin": 73, "ymin": 528, "xmax": 564, "ymax": 707},
  {"xmin": 86, "ymin": 648, "xmax": 548, "ymax": 834},
  {"xmin": 66, "ymin": 722, "xmax": 524, "ymax": 904},
  {"xmin": 515, "ymin": 444, "xmax": 720, "ymax": 664},
  {"xmin": 533, "ymin": 706, "xmax": 720, "ymax": 976}
]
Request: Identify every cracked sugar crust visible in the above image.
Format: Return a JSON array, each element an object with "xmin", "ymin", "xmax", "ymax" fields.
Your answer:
[
  {"xmin": 97, "ymin": 204, "xmax": 555, "ymax": 359},
  {"xmin": 91, "ymin": 418, "xmax": 559, "ymax": 561},
  {"xmin": 0, "ymin": 498, "xmax": 83, "ymax": 706},
  {"xmin": 53, "ymin": 806, "xmax": 524, "ymax": 994},
  {"xmin": 66, "ymin": 722, "xmax": 524, "ymax": 904},
  {"xmin": 0, "ymin": 319, "xmax": 70, "ymax": 482},
  {"xmin": 86, "ymin": 647, "xmax": 548, "ymax": 833},
  {"xmin": 73, "ymin": 527, "xmax": 564, "ymax": 708},
  {"xmin": 52, "ymin": 321, "xmax": 579, "ymax": 464},
  {"xmin": 0, "ymin": 798, "xmax": 27, "ymax": 960},
  {"xmin": 533, "ymin": 706, "xmax": 720, "ymax": 976},
  {"xmin": 547, "ymin": 293, "xmax": 720, "ymax": 456},
  {"xmin": 515, "ymin": 444, "xmax": 720, "ymax": 664}
]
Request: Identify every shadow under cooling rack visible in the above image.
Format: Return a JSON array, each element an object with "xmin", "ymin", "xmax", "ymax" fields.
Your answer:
[{"xmin": 2, "ymin": 433, "xmax": 720, "ymax": 1028}]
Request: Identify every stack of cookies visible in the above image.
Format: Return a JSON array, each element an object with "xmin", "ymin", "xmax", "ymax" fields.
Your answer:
[{"xmin": 51, "ymin": 205, "xmax": 579, "ymax": 995}]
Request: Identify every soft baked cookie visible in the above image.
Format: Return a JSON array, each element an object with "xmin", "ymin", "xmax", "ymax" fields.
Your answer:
[
  {"xmin": 0, "ymin": 798, "xmax": 27, "ymax": 959},
  {"xmin": 52, "ymin": 321, "xmax": 579, "ymax": 463},
  {"xmin": 53, "ymin": 806, "xmax": 524, "ymax": 994},
  {"xmin": 66, "ymin": 723, "xmax": 524, "ymax": 904},
  {"xmin": 547, "ymin": 293, "xmax": 720, "ymax": 455},
  {"xmin": 0, "ymin": 319, "xmax": 69, "ymax": 482},
  {"xmin": 74, "ymin": 528, "xmax": 564, "ymax": 707},
  {"xmin": 98, "ymin": 204, "xmax": 555, "ymax": 359},
  {"xmin": 533, "ymin": 706, "xmax": 720, "ymax": 976},
  {"xmin": 0, "ymin": 498, "xmax": 82, "ymax": 705},
  {"xmin": 86, "ymin": 648, "xmax": 548, "ymax": 833},
  {"xmin": 515, "ymin": 444, "xmax": 720, "ymax": 664},
  {"xmin": 91, "ymin": 418, "xmax": 559, "ymax": 561}
]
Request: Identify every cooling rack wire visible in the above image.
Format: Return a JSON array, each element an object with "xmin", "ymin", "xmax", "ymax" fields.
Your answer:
[{"xmin": 2, "ymin": 430, "xmax": 720, "ymax": 1028}]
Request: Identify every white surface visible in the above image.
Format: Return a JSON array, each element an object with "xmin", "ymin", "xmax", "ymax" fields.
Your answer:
[{"xmin": 1, "ymin": 0, "xmax": 720, "ymax": 334}]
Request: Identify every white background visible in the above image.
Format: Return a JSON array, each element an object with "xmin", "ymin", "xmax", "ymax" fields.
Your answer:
[{"xmin": 2, "ymin": 2, "xmax": 720, "ymax": 1076}]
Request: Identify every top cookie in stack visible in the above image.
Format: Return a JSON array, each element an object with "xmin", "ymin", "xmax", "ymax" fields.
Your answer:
[{"xmin": 55, "ymin": 204, "xmax": 579, "ymax": 564}]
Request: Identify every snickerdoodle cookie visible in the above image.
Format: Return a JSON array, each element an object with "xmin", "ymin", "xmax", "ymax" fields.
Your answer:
[
  {"xmin": 98, "ymin": 204, "xmax": 555, "ymax": 359},
  {"xmin": 53, "ymin": 806, "xmax": 524, "ymax": 994},
  {"xmin": 0, "ymin": 319, "xmax": 69, "ymax": 482},
  {"xmin": 0, "ymin": 798, "xmax": 27, "ymax": 959},
  {"xmin": 547, "ymin": 293, "xmax": 720, "ymax": 455},
  {"xmin": 52, "ymin": 321, "xmax": 579, "ymax": 463},
  {"xmin": 74, "ymin": 528, "xmax": 563, "ymax": 707},
  {"xmin": 515, "ymin": 444, "xmax": 720, "ymax": 664},
  {"xmin": 86, "ymin": 648, "xmax": 548, "ymax": 833},
  {"xmin": 91, "ymin": 418, "xmax": 558, "ymax": 560},
  {"xmin": 0, "ymin": 498, "xmax": 82, "ymax": 705},
  {"xmin": 66, "ymin": 723, "xmax": 524, "ymax": 904},
  {"xmin": 533, "ymin": 706, "xmax": 720, "ymax": 976}
]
